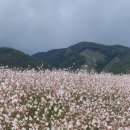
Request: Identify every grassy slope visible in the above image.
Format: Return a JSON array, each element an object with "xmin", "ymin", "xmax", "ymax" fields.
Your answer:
[{"xmin": 0, "ymin": 47, "xmax": 42, "ymax": 68}]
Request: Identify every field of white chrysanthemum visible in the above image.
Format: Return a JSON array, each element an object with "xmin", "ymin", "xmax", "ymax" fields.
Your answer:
[{"xmin": 0, "ymin": 67, "xmax": 130, "ymax": 130}]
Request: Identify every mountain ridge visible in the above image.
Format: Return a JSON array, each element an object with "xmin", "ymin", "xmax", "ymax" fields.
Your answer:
[
  {"xmin": 0, "ymin": 42, "xmax": 130, "ymax": 73},
  {"xmin": 0, "ymin": 47, "xmax": 47, "ymax": 68},
  {"xmin": 33, "ymin": 42, "xmax": 130, "ymax": 74}
]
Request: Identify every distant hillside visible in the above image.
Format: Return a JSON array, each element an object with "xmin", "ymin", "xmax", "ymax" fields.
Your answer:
[
  {"xmin": 33, "ymin": 42, "xmax": 130, "ymax": 74},
  {"xmin": 0, "ymin": 47, "xmax": 45, "ymax": 68}
]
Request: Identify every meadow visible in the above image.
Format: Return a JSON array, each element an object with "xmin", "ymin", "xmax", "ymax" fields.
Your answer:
[{"xmin": 0, "ymin": 67, "xmax": 130, "ymax": 130}]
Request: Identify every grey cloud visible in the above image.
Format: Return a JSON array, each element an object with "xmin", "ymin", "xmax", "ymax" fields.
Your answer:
[{"xmin": 0, "ymin": 0, "xmax": 130, "ymax": 54}]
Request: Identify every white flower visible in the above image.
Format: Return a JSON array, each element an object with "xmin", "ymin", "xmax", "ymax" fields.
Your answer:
[
  {"xmin": 68, "ymin": 123, "xmax": 73, "ymax": 129},
  {"xmin": 16, "ymin": 114, "xmax": 20, "ymax": 118},
  {"xmin": 54, "ymin": 107, "xmax": 58, "ymax": 112},
  {"xmin": 46, "ymin": 122, "xmax": 49, "ymax": 126},
  {"xmin": 0, "ymin": 115, "xmax": 4, "ymax": 120},
  {"xmin": 76, "ymin": 120, "xmax": 80, "ymax": 126}
]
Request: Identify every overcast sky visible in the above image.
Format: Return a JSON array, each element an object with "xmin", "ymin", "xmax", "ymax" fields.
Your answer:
[{"xmin": 0, "ymin": 0, "xmax": 130, "ymax": 54}]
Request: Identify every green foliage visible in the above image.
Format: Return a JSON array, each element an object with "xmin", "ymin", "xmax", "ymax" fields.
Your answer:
[
  {"xmin": 33, "ymin": 42, "xmax": 130, "ymax": 74},
  {"xmin": 0, "ymin": 47, "xmax": 48, "ymax": 69},
  {"xmin": 0, "ymin": 42, "xmax": 130, "ymax": 74}
]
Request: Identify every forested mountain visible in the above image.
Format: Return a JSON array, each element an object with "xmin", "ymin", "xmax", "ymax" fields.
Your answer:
[
  {"xmin": 0, "ymin": 47, "xmax": 44, "ymax": 68},
  {"xmin": 33, "ymin": 42, "xmax": 130, "ymax": 74},
  {"xmin": 0, "ymin": 42, "xmax": 130, "ymax": 74}
]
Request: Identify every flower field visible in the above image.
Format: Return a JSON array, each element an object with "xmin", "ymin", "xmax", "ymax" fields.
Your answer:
[{"xmin": 0, "ymin": 67, "xmax": 130, "ymax": 130}]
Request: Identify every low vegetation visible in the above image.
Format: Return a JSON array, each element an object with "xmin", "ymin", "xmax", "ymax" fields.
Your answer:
[{"xmin": 0, "ymin": 67, "xmax": 130, "ymax": 129}]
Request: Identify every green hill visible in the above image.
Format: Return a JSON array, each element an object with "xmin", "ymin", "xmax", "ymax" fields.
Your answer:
[
  {"xmin": 33, "ymin": 42, "xmax": 130, "ymax": 74},
  {"xmin": 0, "ymin": 47, "xmax": 43, "ymax": 68}
]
